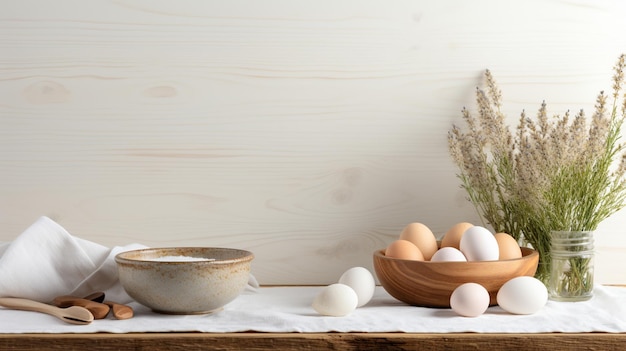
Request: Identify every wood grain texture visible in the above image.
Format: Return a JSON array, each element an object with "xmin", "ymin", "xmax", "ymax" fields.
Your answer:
[
  {"xmin": 373, "ymin": 247, "xmax": 538, "ymax": 307},
  {"xmin": 1, "ymin": 333, "xmax": 626, "ymax": 351},
  {"xmin": 1, "ymin": 0, "xmax": 626, "ymax": 285}
]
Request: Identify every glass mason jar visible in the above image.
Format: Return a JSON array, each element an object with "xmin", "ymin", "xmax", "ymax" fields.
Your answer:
[{"xmin": 548, "ymin": 231, "xmax": 594, "ymax": 301}]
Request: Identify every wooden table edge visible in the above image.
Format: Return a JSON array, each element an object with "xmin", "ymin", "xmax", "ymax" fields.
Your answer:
[{"xmin": 1, "ymin": 332, "xmax": 626, "ymax": 351}]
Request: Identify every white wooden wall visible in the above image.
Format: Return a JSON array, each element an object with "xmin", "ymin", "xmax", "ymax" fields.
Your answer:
[{"xmin": 1, "ymin": 0, "xmax": 625, "ymax": 285}]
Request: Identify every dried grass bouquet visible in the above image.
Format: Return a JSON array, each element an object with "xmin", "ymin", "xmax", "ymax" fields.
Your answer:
[{"xmin": 448, "ymin": 54, "xmax": 626, "ymax": 286}]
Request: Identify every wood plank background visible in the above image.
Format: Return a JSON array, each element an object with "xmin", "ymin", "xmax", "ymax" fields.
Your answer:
[{"xmin": 1, "ymin": 0, "xmax": 625, "ymax": 285}]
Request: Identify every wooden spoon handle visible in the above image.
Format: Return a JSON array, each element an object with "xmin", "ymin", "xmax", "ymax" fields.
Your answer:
[
  {"xmin": 104, "ymin": 301, "xmax": 134, "ymax": 320},
  {"xmin": 53, "ymin": 296, "xmax": 110, "ymax": 319},
  {"xmin": 0, "ymin": 297, "xmax": 58, "ymax": 314},
  {"xmin": 0, "ymin": 297, "xmax": 93, "ymax": 325}
]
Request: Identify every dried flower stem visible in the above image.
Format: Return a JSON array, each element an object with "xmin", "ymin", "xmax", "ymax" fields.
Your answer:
[{"xmin": 448, "ymin": 55, "xmax": 626, "ymax": 285}]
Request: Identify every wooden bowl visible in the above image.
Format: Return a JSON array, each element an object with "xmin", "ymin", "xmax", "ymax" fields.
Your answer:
[{"xmin": 373, "ymin": 247, "xmax": 538, "ymax": 307}]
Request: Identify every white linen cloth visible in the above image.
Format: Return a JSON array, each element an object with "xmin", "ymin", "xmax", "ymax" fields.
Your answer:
[
  {"xmin": 0, "ymin": 285, "xmax": 625, "ymax": 333},
  {"xmin": 0, "ymin": 216, "xmax": 145, "ymax": 303}
]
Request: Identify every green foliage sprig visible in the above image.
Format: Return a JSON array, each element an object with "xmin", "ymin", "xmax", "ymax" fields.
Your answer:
[{"xmin": 447, "ymin": 55, "xmax": 626, "ymax": 284}]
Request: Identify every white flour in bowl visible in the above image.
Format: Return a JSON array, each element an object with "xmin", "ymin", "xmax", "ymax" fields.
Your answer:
[{"xmin": 148, "ymin": 255, "xmax": 216, "ymax": 262}]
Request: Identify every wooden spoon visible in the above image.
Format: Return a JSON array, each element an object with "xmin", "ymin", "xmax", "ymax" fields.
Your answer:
[
  {"xmin": 82, "ymin": 291, "xmax": 133, "ymax": 320},
  {"xmin": 53, "ymin": 296, "xmax": 110, "ymax": 319},
  {"xmin": 82, "ymin": 291, "xmax": 105, "ymax": 303},
  {"xmin": 104, "ymin": 301, "xmax": 134, "ymax": 320},
  {"xmin": 0, "ymin": 297, "xmax": 94, "ymax": 325}
]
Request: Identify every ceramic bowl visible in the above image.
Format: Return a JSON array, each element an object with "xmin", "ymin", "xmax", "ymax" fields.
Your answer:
[
  {"xmin": 115, "ymin": 247, "xmax": 254, "ymax": 314},
  {"xmin": 373, "ymin": 247, "xmax": 538, "ymax": 307}
]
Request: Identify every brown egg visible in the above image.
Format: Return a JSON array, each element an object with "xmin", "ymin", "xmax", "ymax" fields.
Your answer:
[
  {"xmin": 441, "ymin": 222, "xmax": 473, "ymax": 249},
  {"xmin": 399, "ymin": 223, "xmax": 438, "ymax": 260},
  {"xmin": 494, "ymin": 232, "xmax": 522, "ymax": 260},
  {"xmin": 385, "ymin": 239, "xmax": 425, "ymax": 261}
]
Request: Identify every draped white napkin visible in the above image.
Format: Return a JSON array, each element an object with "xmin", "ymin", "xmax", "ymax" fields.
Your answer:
[
  {"xmin": 0, "ymin": 216, "xmax": 145, "ymax": 303},
  {"xmin": 0, "ymin": 216, "xmax": 258, "ymax": 304}
]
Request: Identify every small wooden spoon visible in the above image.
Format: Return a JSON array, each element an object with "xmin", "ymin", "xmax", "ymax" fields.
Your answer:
[
  {"xmin": 0, "ymin": 297, "xmax": 94, "ymax": 325},
  {"xmin": 53, "ymin": 296, "xmax": 110, "ymax": 319},
  {"xmin": 104, "ymin": 301, "xmax": 134, "ymax": 320},
  {"xmin": 82, "ymin": 291, "xmax": 105, "ymax": 303},
  {"xmin": 83, "ymin": 292, "xmax": 133, "ymax": 320}
]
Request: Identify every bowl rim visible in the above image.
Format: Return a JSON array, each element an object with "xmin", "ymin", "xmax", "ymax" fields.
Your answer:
[
  {"xmin": 115, "ymin": 246, "xmax": 254, "ymax": 265},
  {"xmin": 373, "ymin": 246, "xmax": 537, "ymax": 264}
]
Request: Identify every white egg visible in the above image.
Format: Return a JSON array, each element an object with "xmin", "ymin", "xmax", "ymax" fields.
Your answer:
[
  {"xmin": 338, "ymin": 267, "xmax": 375, "ymax": 307},
  {"xmin": 497, "ymin": 276, "xmax": 548, "ymax": 315},
  {"xmin": 459, "ymin": 226, "xmax": 499, "ymax": 261},
  {"xmin": 312, "ymin": 283, "xmax": 358, "ymax": 317},
  {"xmin": 430, "ymin": 247, "xmax": 467, "ymax": 262},
  {"xmin": 450, "ymin": 282, "xmax": 490, "ymax": 317}
]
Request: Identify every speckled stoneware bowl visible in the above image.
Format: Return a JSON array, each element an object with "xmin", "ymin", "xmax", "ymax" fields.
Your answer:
[{"xmin": 115, "ymin": 247, "xmax": 254, "ymax": 314}]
